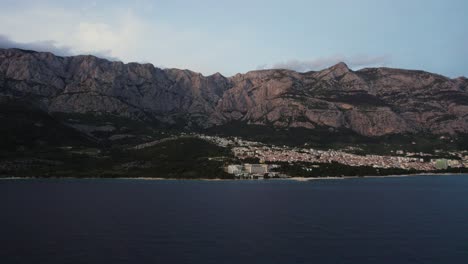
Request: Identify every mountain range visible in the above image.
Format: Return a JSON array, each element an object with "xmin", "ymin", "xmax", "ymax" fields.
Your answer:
[{"xmin": 1, "ymin": 48, "xmax": 467, "ymax": 137}]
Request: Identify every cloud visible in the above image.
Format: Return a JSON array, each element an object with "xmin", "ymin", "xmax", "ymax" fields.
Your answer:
[
  {"xmin": 0, "ymin": 7, "xmax": 245, "ymax": 75},
  {"xmin": 0, "ymin": 34, "xmax": 73, "ymax": 56},
  {"xmin": 3, "ymin": 6, "xmax": 392, "ymax": 76},
  {"xmin": 260, "ymin": 54, "xmax": 391, "ymax": 72},
  {"xmin": 0, "ymin": 34, "xmax": 119, "ymax": 61}
]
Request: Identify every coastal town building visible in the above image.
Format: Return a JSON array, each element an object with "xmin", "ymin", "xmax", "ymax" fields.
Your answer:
[
  {"xmin": 225, "ymin": 163, "xmax": 284, "ymax": 179},
  {"xmin": 226, "ymin": 165, "xmax": 243, "ymax": 174},
  {"xmin": 244, "ymin": 164, "xmax": 269, "ymax": 174}
]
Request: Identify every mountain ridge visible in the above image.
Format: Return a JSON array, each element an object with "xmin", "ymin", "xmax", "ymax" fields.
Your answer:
[
  {"xmin": 5, "ymin": 47, "xmax": 464, "ymax": 79},
  {"xmin": 1, "ymin": 48, "xmax": 467, "ymax": 136}
]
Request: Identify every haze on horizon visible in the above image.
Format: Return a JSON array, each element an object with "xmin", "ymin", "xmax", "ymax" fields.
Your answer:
[{"xmin": 0, "ymin": 0, "xmax": 466, "ymax": 77}]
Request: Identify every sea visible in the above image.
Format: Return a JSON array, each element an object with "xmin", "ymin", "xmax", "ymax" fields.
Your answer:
[{"xmin": 1, "ymin": 175, "xmax": 468, "ymax": 264}]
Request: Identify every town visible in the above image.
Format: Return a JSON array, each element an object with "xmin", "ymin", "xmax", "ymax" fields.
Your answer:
[{"xmin": 194, "ymin": 134, "xmax": 468, "ymax": 178}]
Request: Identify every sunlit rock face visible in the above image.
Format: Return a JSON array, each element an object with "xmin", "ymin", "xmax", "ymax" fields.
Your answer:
[{"xmin": 1, "ymin": 48, "xmax": 467, "ymax": 136}]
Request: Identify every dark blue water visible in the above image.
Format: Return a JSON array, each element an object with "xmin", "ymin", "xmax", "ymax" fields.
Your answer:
[{"xmin": 1, "ymin": 175, "xmax": 468, "ymax": 264}]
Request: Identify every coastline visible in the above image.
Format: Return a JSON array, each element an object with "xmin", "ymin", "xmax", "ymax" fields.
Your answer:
[
  {"xmin": 289, "ymin": 172, "xmax": 468, "ymax": 181},
  {"xmin": 1, "ymin": 172, "xmax": 467, "ymax": 181}
]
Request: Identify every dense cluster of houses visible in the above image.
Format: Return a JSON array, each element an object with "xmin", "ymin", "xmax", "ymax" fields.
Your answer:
[{"xmin": 196, "ymin": 134, "xmax": 468, "ymax": 172}]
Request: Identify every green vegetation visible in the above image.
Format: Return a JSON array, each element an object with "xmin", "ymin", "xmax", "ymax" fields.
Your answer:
[
  {"xmin": 0, "ymin": 137, "xmax": 234, "ymax": 179},
  {"xmin": 0, "ymin": 98, "xmax": 95, "ymax": 153},
  {"xmin": 0, "ymin": 99, "xmax": 234, "ymax": 179},
  {"xmin": 204, "ymin": 121, "xmax": 370, "ymax": 148},
  {"xmin": 51, "ymin": 112, "xmax": 173, "ymax": 145},
  {"xmin": 117, "ymin": 137, "xmax": 234, "ymax": 179}
]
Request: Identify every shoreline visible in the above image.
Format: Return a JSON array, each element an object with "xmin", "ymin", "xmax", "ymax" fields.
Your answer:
[
  {"xmin": 1, "ymin": 172, "xmax": 467, "ymax": 181},
  {"xmin": 289, "ymin": 172, "xmax": 468, "ymax": 181}
]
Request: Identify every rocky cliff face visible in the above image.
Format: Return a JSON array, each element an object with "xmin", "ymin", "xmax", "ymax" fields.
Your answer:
[
  {"xmin": 0, "ymin": 48, "xmax": 230, "ymax": 127},
  {"xmin": 1, "ymin": 48, "xmax": 467, "ymax": 136}
]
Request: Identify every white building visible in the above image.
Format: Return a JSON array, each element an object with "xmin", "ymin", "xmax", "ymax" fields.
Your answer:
[
  {"xmin": 226, "ymin": 165, "xmax": 243, "ymax": 174},
  {"xmin": 244, "ymin": 164, "xmax": 269, "ymax": 174}
]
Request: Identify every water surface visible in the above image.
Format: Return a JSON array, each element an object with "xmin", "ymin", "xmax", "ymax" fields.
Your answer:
[{"xmin": 1, "ymin": 175, "xmax": 468, "ymax": 263}]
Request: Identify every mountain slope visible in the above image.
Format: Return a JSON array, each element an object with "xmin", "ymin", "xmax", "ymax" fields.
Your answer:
[
  {"xmin": 0, "ymin": 97, "xmax": 94, "ymax": 152},
  {"xmin": 1, "ymin": 48, "xmax": 467, "ymax": 136}
]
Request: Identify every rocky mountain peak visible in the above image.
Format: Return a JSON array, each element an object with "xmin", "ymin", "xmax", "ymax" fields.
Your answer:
[
  {"xmin": 328, "ymin": 62, "xmax": 351, "ymax": 75},
  {"xmin": 331, "ymin": 62, "xmax": 350, "ymax": 70},
  {"xmin": 210, "ymin": 72, "xmax": 224, "ymax": 78},
  {"xmin": 314, "ymin": 62, "xmax": 352, "ymax": 80}
]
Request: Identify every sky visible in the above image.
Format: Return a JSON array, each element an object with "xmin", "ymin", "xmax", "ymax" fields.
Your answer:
[{"xmin": 0, "ymin": 0, "xmax": 466, "ymax": 77}]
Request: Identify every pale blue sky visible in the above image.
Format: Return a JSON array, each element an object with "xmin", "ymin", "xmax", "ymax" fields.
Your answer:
[{"xmin": 0, "ymin": 0, "xmax": 466, "ymax": 77}]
